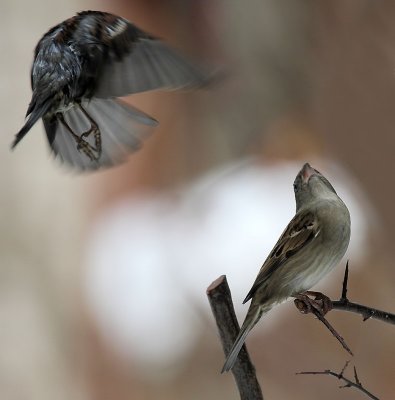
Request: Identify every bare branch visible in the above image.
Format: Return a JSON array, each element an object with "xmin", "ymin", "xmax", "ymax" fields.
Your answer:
[
  {"xmin": 311, "ymin": 310, "xmax": 353, "ymax": 356},
  {"xmin": 332, "ymin": 300, "xmax": 395, "ymax": 324},
  {"xmin": 297, "ymin": 362, "xmax": 380, "ymax": 400},
  {"xmin": 207, "ymin": 275, "xmax": 264, "ymax": 400}
]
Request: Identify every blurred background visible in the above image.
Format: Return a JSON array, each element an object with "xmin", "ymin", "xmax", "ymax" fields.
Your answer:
[{"xmin": 1, "ymin": 0, "xmax": 395, "ymax": 399}]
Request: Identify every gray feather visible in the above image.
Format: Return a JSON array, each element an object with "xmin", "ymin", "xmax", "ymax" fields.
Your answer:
[{"xmin": 48, "ymin": 98, "xmax": 157, "ymax": 170}]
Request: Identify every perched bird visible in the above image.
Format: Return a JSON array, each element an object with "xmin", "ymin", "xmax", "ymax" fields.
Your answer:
[
  {"xmin": 12, "ymin": 10, "xmax": 208, "ymax": 170},
  {"xmin": 222, "ymin": 163, "xmax": 351, "ymax": 372}
]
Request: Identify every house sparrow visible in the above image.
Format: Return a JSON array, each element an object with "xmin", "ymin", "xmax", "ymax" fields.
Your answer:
[
  {"xmin": 12, "ymin": 10, "xmax": 208, "ymax": 170},
  {"xmin": 222, "ymin": 163, "xmax": 351, "ymax": 372}
]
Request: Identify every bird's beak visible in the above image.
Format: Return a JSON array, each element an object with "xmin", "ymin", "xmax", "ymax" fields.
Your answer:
[{"xmin": 301, "ymin": 163, "xmax": 317, "ymax": 183}]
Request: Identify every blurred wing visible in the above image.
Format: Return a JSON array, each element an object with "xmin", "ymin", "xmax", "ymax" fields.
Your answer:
[
  {"xmin": 243, "ymin": 210, "xmax": 319, "ymax": 304},
  {"xmin": 44, "ymin": 98, "xmax": 157, "ymax": 171},
  {"xmin": 95, "ymin": 18, "xmax": 208, "ymax": 98}
]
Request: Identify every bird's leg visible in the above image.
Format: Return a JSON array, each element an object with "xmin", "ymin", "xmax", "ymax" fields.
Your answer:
[
  {"xmin": 58, "ymin": 114, "xmax": 99, "ymax": 162},
  {"xmin": 294, "ymin": 291, "xmax": 332, "ymax": 316},
  {"xmin": 77, "ymin": 104, "xmax": 102, "ymax": 157}
]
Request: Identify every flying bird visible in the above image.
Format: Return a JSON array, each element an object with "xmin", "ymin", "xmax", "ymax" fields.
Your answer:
[
  {"xmin": 222, "ymin": 163, "xmax": 351, "ymax": 372},
  {"xmin": 12, "ymin": 10, "xmax": 208, "ymax": 170}
]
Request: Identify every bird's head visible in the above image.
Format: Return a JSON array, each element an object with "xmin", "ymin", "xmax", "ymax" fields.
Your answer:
[{"xmin": 293, "ymin": 163, "xmax": 337, "ymax": 211}]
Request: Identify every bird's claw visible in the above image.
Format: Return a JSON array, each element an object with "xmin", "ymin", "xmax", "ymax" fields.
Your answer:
[
  {"xmin": 294, "ymin": 291, "xmax": 332, "ymax": 316},
  {"xmin": 77, "ymin": 137, "xmax": 99, "ymax": 161},
  {"xmin": 80, "ymin": 126, "xmax": 102, "ymax": 157}
]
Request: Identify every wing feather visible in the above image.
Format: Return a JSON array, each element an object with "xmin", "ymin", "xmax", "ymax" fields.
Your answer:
[
  {"xmin": 95, "ymin": 23, "xmax": 209, "ymax": 98},
  {"xmin": 243, "ymin": 210, "xmax": 319, "ymax": 304}
]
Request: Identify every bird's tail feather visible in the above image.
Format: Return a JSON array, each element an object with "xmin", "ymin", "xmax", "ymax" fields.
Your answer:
[
  {"xmin": 221, "ymin": 304, "xmax": 270, "ymax": 373},
  {"xmin": 11, "ymin": 98, "xmax": 52, "ymax": 149}
]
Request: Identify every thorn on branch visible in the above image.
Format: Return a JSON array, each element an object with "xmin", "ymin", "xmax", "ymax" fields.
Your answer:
[
  {"xmin": 340, "ymin": 260, "xmax": 350, "ymax": 302},
  {"xmin": 354, "ymin": 366, "xmax": 362, "ymax": 386}
]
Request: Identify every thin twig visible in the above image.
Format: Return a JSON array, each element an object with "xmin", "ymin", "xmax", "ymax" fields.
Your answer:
[
  {"xmin": 297, "ymin": 362, "xmax": 380, "ymax": 400},
  {"xmin": 207, "ymin": 275, "xmax": 264, "ymax": 400},
  {"xmin": 310, "ymin": 309, "xmax": 353, "ymax": 356}
]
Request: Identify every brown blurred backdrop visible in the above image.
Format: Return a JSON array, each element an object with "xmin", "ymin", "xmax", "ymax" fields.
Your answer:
[{"xmin": 1, "ymin": 0, "xmax": 395, "ymax": 399}]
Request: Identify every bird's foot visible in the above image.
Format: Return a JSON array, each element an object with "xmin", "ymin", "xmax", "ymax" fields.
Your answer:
[
  {"xmin": 76, "ymin": 137, "xmax": 99, "ymax": 162},
  {"xmin": 78, "ymin": 104, "xmax": 102, "ymax": 158},
  {"xmin": 78, "ymin": 125, "xmax": 102, "ymax": 160},
  {"xmin": 80, "ymin": 127, "xmax": 102, "ymax": 157},
  {"xmin": 294, "ymin": 291, "xmax": 332, "ymax": 316}
]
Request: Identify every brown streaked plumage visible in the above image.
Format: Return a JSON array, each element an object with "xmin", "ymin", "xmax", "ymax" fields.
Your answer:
[{"xmin": 222, "ymin": 163, "xmax": 351, "ymax": 372}]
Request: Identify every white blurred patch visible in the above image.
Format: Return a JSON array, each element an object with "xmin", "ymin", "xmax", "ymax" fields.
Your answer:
[{"xmin": 83, "ymin": 158, "xmax": 374, "ymax": 369}]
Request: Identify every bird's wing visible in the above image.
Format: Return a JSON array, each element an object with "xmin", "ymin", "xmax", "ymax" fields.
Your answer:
[
  {"xmin": 243, "ymin": 210, "xmax": 319, "ymax": 304},
  {"xmin": 93, "ymin": 16, "xmax": 208, "ymax": 98},
  {"xmin": 44, "ymin": 98, "xmax": 157, "ymax": 170}
]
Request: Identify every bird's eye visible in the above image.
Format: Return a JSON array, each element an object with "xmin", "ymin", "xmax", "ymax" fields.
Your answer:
[{"xmin": 293, "ymin": 183, "xmax": 298, "ymax": 192}]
